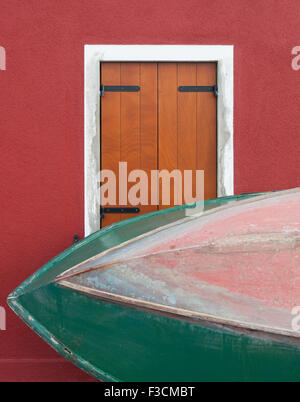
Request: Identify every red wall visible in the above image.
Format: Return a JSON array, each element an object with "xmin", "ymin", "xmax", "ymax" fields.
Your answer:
[{"xmin": 1, "ymin": 0, "xmax": 300, "ymax": 381}]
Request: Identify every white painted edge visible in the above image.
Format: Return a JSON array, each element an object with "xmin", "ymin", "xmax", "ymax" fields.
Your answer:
[{"xmin": 84, "ymin": 45, "xmax": 234, "ymax": 236}]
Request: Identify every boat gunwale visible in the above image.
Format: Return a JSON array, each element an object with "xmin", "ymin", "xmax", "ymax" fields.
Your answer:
[{"xmin": 7, "ymin": 189, "xmax": 300, "ymax": 382}]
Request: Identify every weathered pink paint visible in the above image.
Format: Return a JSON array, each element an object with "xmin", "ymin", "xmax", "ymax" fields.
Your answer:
[{"xmin": 60, "ymin": 189, "xmax": 300, "ymax": 338}]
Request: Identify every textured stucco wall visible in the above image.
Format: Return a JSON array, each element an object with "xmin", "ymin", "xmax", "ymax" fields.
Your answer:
[{"xmin": 1, "ymin": 0, "xmax": 300, "ymax": 381}]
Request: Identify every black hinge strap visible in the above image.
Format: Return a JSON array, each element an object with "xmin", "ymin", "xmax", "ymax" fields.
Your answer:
[
  {"xmin": 100, "ymin": 207, "xmax": 140, "ymax": 219},
  {"xmin": 100, "ymin": 85, "xmax": 140, "ymax": 96},
  {"xmin": 178, "ymin": 85, "xmax": 218, "ymax": 96}
]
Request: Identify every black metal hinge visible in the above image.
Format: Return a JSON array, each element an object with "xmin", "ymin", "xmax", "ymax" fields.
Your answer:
[
  {"xmin": 178, "ymin": 85, "xmax": 218, "ymax": 97},
  {"xmin": 100, "ymin": 85, "xmax": 140, "ymax": 97},
  {"xmin": 100, "ymin": 207, "xmax": 140, "ymax": 219}
]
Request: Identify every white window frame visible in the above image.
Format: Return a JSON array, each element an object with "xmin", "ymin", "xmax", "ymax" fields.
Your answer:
[{"xmin": 84, "ymin": 45, "xmax": 234, "ymax": 236}]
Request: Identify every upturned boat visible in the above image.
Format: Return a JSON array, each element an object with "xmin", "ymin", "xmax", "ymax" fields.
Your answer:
[{"xmin": 7, "ymin": 189, "xmax": 300, "ymax": 381}]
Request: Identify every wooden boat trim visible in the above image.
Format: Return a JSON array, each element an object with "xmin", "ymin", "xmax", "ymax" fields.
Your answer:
[
  {"xmin": 56, "ymin": 216, "xmax": 190, "ymax": 281},
  {"xmin": 58, "ymin": 279, "xmax": 300, "ymax": 341},
  {"xmin": 56, "ymin": 188, "xmax": 299, "ymax": 282}
]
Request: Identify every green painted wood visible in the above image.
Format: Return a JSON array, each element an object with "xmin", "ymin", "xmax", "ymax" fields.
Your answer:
[
  {"xmin": 11, "ymin": 283, "xmax": 300, "ymax": 382},
  {"xmin": 12, "ymin": 192, "xmax": 297, "ymax": 382}
]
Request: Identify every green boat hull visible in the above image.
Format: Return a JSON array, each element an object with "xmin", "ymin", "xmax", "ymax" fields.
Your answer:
[{"xmin": 9, "ymin": 192, "xmax": 300, "ymax": 382}]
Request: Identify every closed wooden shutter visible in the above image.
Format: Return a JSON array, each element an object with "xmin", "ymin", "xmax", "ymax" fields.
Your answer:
[{"xmin": 100, "ymin": 62, "xmax": 216, "ymax": 227}]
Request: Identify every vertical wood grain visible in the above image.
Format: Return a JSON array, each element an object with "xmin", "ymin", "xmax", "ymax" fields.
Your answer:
[
  {"xmin": 100, "ymin": 62, "xmax": 121, "ymax": 226},
  {"xmin": 120, "ymin": 63, "xmax": 140, "ymax": 222},
  {"xmin": 101, "ymin": 62, "xmax": 158, "ymax": 227},
  {"xmin": 178, "ymin": 63, "xmax": 197, "ymax": 203},
  {"xmin": 196, "ymin": 63, "xmax": 217, "ymax": 199},
  {"xmin": 140, "ymin": 63, "xmax": 158, "ymax": 214},
  {"xmin": 158, "ymin": 63, "xmax": 178, "ymax": 208},
  {"xmin": 101, "ymin": 62, "xmax": 216, "ymax": 228}
]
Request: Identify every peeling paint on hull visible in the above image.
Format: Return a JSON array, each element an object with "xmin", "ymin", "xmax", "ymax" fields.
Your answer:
[{"xmin": 7, "ymin": 191, "xmax": 300, "ymax": 381}]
